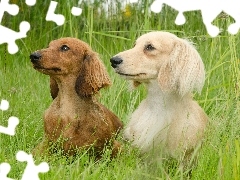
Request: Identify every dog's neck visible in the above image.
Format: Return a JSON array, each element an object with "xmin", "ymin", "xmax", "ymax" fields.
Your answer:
[
  {"xmin": 143, "ymin": 80, "xmax": 194, "ymax": 120},
  {"xmin": 53, "ymin": 75, "xmax": 92, "ymax": 108},
  {"xmin": 146, "ymin": 80, "xmax": 190, "ymax": 107}
]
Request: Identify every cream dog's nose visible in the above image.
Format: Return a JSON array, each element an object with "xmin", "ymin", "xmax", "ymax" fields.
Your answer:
[{"xmin": 110, "ymin": 56, "xmax": 123, "ymax": 68}]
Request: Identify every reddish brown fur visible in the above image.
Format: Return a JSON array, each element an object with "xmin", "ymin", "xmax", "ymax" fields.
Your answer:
[{"xmin": 30, "ymin": 37, "xmax": 123, "ymax": 158}]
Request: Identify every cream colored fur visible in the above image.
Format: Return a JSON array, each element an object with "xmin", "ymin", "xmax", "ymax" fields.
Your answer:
[{"xmin": 110, "ymin": 31, "xmax": 208, "ymax": 159}]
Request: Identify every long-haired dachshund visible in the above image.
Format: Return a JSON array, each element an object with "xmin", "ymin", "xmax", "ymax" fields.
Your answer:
[
  {"xmin": 30, "ymin": 37, "xmax": 123, "ymax": 158},
  {"xmin": 110, "ymin": 31, "xmax": 208, "ymax": 161}
]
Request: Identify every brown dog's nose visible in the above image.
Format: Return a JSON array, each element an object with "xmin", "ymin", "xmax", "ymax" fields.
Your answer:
[
  {"xmin": 30, "ymin": 52, "xmax": 42, "ymax": 62},
  {"xmin": 110, "ymin": 56, "xmax": 123, "ymax": 68}
]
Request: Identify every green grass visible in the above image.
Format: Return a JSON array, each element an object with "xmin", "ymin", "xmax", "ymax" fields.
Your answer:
[{"xmin": 1, "ymin": 0, "xmax": 240, "ymax": 179}]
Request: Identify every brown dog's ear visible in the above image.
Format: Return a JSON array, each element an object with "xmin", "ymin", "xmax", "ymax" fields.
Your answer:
[
  {"xmin": 158, "ymin": 39, "xmax": 205, "ymax": 96},
  {"xmin": 50, "ymin": 77, "xmax": 59, "ymax": 99},
  {"xmin": 75, "ymin": 52, "xmax": 111, "ymax": 97}
]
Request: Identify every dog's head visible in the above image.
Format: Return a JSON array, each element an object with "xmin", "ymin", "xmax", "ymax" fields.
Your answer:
[
  {"xmin": 110, "ymin": 31, "xmax": 205, "ymax": 96},
  {"xmin": 30, "ymin": 37, "xmax": 111, "ymax": 98}
]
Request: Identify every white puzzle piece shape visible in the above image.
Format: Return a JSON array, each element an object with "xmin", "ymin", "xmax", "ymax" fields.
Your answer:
[
  {"xmin": 25, "ymin": 0, "xmax": 37, "ymax": 6},
  {"xmin": 0, "ymin": 100, "xmax": 9, "ymax": 111},
  {"xmin": 0, "ymin": 0, "xmax": 31, "ymax": 54},
  {"xmin": 71, "ymin": 6, "xmax": 82, "ymax": 16},
  {"xmin": 0, "ymin": 163, "xmax": 14, "ymax": 180},
  {"xmin": 0, "ymin": 0, "xmax": 19, "ymax": 22},
  {"xmin": 131, "ymin": 0, "xmax": 240, "ymax": 37},
  {"xmin": 0, "ymin": 21, "xmax": 30, "ymax": 54},
  {"xmin": 16, "ymin": 151, "xmax": 49, "ymax": 180},
  {"xmin": 0, "ymin": 116, "xmax": 19, "ymax": 136},
  {"xmin": 46, "ymin": 1, "xmax": 65, "ymax": 26}
]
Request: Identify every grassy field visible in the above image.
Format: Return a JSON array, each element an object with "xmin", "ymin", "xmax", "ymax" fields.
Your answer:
[{"xmin": 1, "ymin": 0, "xmax": 240, "ymax": 179}]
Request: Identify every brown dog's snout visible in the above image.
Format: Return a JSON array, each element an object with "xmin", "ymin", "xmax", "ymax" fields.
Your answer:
[
  {"xmin": 110, "ymin": 56, "xmax": 123, "ymax": 68},
  {"xmin": 30, "ymin": 52, "xmax": 42, "ymax": 63}
]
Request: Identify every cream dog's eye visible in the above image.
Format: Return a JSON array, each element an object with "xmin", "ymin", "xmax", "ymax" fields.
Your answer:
[
  {"xmin": 145, "ymin": 44, "xmax": 155, "ymax": 51},
  {"xmin": 60, "ymin": 45, "xmax": 70, "ymax": 51}
]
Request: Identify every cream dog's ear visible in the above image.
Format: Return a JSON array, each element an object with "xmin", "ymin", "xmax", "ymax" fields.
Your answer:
[{"xmin": 158, "ymin": 39, "xmax": 205, "ymax": 96}]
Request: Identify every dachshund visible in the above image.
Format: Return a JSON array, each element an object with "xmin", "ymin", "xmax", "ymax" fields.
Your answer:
[
  {"xmin": 30, "ymin": 37, "xmax": 123, "ymax": 158},
  {"xmin": 110, "ymin": 31, "xmax": 208, "ymax": 161}
]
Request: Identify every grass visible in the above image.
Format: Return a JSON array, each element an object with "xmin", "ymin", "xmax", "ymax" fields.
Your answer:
[{"xmin": 1, "ymin": 0, "xmax": 240, "ymax": 179}]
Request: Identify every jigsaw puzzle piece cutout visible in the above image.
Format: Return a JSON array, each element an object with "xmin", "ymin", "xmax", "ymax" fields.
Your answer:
[
  {"xmin": 71, "ymin": 6, "xmax": 82, "ymax": 16},
  {"xmin": 200, "ymin": 7, "xmax": 221, "ymax": 37},
  {"xmin": 0, "ymin": 100, "xmax": 19, "ymax": 136},
  {"xmin": 0, "ymin": 163, "xmax": 14, "ymax": 180},
  {"xmin": 150, "ymin": 0, "xmax": 240, "ymax": 36},
  {"xmin": 222, "ymin": 2, "xmax": 240, "ymax": 35},
  {"xmin": 0, "ymin": 100, "xmax": 9, "ymax": 111},
  {"xmin": 0, "ymin": 116, "xmax": 19, "ymax": 136},
  {"xmin": 0, "ymin": 21, "xmax": 30, "ymax": 54},
  {"xmin": 25, "ymin": 0, "xmax": 37, "ymax": 6},
  {"xmin": 175, "ymin": 12, "xmax": 186, "ymax": 25},
  {"xmin": 150, "ymin": 0, "xmax": 222, "ymax": 37},
  {"xmin": 228, "ymin": 22, "xmax": 240, "ymax": 35},
  {"xmin": 150, "ymin": 0, "xmax": 163, "ymax": 13},
  {"xmin": 0, "ymin": 0, "xmax": 19, "ymax": 22},
  {"xmin": 16, "ymin": 151, "xmax": 49, "ymax": 180},
  {"xmin": 46, "ymin": 1, "xmax": 65, "ymax": 26}
]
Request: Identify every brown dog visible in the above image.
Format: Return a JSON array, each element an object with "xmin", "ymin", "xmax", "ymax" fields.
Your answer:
[{"xmin": 30, "ymin": 37, "xmax": 123, "ymax": 158}]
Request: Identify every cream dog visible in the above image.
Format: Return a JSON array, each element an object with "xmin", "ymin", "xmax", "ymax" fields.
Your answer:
[{"xmin": 110, "ymin": 31, "xmax": 208, "ymax": 160}]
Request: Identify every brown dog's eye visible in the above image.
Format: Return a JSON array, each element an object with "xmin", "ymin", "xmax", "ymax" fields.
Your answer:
[
  {"xmin": 145, "ymin": 44, "xmax": 155, "ymax": 51},
  {"xmin": 60, "ymin": 45, "xmax": 70, "ymax": 51}
]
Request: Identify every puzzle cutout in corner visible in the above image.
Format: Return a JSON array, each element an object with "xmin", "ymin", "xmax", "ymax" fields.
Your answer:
[
  {"xmin": 0, "ymin": 0, "xmax": 34, "ymax": 54},
  {"xmin": 133, "ymin": 0, "xmax": 240, "ymax": 37},
  {"xmin": 0, "ymin": 100, "xmax": 50, "ymax": 180},
  {"xmin": 0, "ymin": 0, "xmax": 82, "ymax": 54}
]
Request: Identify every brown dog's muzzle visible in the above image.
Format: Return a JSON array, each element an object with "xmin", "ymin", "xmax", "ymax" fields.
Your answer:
[
  {"xmin": 30, "ymin": 52, "xmax": 42, "ymax": 63},
  {"xmin": 30, "ymin": 51, "xmax": 61, "ymax": 73}
]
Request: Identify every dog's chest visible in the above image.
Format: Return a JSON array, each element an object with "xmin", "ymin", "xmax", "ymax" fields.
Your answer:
[
  {"xmin": 43, "ymin": 99, "xmax": 86, "ymax": 140},
  {"xmin": 124, "ymin": 84, "xmax": 177, "ymax": 152},
  {"xmin": 137, "ymin": 97, "xmax": 170, "ymax": 124}
]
